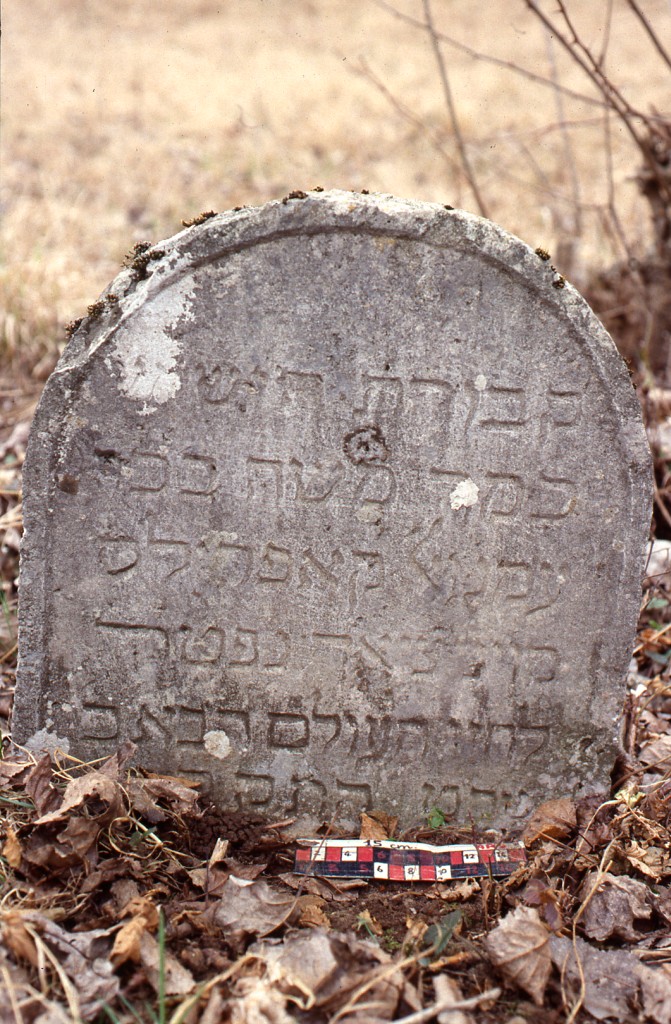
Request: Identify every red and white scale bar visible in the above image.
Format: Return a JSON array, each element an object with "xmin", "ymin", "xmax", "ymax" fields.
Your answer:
[{"xmin": 294, "ymin": 838, "xmax": 527, "ymax": 882}]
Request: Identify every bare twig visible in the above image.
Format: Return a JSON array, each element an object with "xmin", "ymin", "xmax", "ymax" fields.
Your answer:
[
  {"xmin": 602, "ymin": 107, "xmax": 634, "ymax": 261},
  {"xmin": 421, "ymin": 0, "xmax": 488, "ymax": 217},
  {"xmin": 544, "ymin": 25, "xmax": 582, "ymax": 268},
  {"xmin": 597, "ymin": 0, "xmax": 615, "ymax": 69},
  {"xmin": 374, "ymin": 0, "xmax": 610, "ymax": 109},
  {"xmin": 393, "ymin": 987, "xmax": 501, "ymax": 1024},
  {"xmin": 523, "ymin": 0, "xmax": 646, "ymax": 148},
  {"xmin": 353, "ymin": 57, "xmax": 462, "ymax": 179},
  {"xmin": 625, "ymin": 0, "xmax": 671, "ymax": 73}
]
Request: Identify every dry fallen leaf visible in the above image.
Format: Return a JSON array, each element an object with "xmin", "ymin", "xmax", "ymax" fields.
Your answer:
[
  {"xmin": 550, "ymin": 934, "xmax": 671, "ymax": 1024},
  {"xmin": 0, "ymin": 757, "xmax": 33, "ymax": 787},
  {"xmin": 580, "ymin": 871, "xmax": 652, "ymax": 942},
  {"xmin": 2, "ymin": 909, "xmax": 118, "ymax": 1020},
  {"xmin": 639, "ymin": 734, "xmax": 671, "ymax": 771},
  {"xmin": 111, "ymin": 897, "xmax": 160, "ymax": 967},
  {"xmin": 34, "ymin": 771, "xmax": 124, "ymax": 826},
  {"xmin": 434, "ymin": 974, "xmax": 474, "ymax": 1024},
  {"xmin": 1, "ymin": 909, "xmax": 39, "ymax": 967},
  {"xmin": 226, "ymin": 975, "xmax": 295, "ymax": 1024},
  {"xmin": 485, "ymin": 905, "xmax": 551, "ymax": 1006},
  {"xmin": 253, "ymin": 928, "xmax": 339, "ymax": 1005},
  {"xmin": 359, "ymin": 809, "xmax": 398, "ymax": 841},
  {"xmin": 210, "ymin": 876, "xmax": 296, "ymax": 940},
  {"xmin": 24, "ymin": 753, "xmax": 61, "ymax": 816},
  {"xmin": 296, "ymin": 894, "xmax": 330, "ymax": 928},
  {"xmin": 139, "ymin": 931, "xmax": 196, "ymax": 997},
  {"xmin": 640, "ymin": 963, "xmax": 671, "ymax": 1024},
  {"xmin": 99, "ymin": 739, "xmax": 137, "ymax": 778},
  {"xmin": 139, "ymin": 776, "xmax": 201, "ymax": 815},
  {"xmin": 624, "ymin": 841, "xmax": 670, "ymax": 881},
  {"xmin": 2, "ymin": 826, "xmax": 22, "ymax": 869},
  {"xmin": 126, "ymin": 777, "xmax": 169, "ymax": 823},
  {"xmin": 519, "ymin": 877, "xmax": 566, "ymax": 932},
  {"xmin": 442, "ymin": 877, "xmax": 481, "ymax": 902},
  {"xmin": 523, "ymin": 797, "xmax": 577, "ymax": 844}
]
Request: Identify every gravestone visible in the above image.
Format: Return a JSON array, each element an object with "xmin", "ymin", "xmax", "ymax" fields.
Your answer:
[{"xmin": 14, "ymin": 191, "xmax": 652, "ymax": 827}]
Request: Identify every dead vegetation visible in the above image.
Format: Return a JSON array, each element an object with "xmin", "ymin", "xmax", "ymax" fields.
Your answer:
[
  {"xmin": 1, "ymin": 1, "xmax": 671, "ymax": 1020},
  {"xmin": 0, "ymin": 626, "xmax": 669, "ymax": 1024}
]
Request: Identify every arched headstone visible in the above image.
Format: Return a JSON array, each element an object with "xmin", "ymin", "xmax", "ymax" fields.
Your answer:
[{"xmin": 14, "ymin": 191, "xmax": 652, "ymax": 827}]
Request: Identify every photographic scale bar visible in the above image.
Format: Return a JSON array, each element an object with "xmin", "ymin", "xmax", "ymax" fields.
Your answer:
[{"xmin": 294, "ymin": 838, "xmax": 527, "ymax": 881}]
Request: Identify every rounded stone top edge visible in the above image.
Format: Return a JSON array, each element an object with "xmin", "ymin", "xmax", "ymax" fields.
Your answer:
[
  {"xmin": 59, "ymin": 189, "xmax": 565, "ymax": 363},
  {"xmin": 46, "ymin": 191, "xmax": 649, "ymax": 468}
]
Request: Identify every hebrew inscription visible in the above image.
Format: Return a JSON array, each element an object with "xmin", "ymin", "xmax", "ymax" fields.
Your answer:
[{"xmin": 15, "ymin": 191, "xmax": 652, "ymax": 827}]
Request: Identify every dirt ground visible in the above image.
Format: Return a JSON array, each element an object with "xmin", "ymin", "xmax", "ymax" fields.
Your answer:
[{"xmin": 1, "ymin": 3, "xmax": 671, "ymax": 1022}]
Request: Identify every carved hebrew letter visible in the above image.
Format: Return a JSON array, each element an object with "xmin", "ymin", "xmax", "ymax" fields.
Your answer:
[
  {"xmin": 357, "ymin": 714, "xmax": 394, "ymax": 761},
  {"xmin": 355, "ymin": 465, "xmax": 396, "ymax": 505},
  {"xmin": 288, "ymin": 457, "xmax": 344, "ymax": 502},
  {"xmin": 230, "ymin": 627, "xmax": 258, "ymax": 665},
  {"xmin": 129, "ymin": 452, "xmax": 168, "ymax": 492},
  {"xmin": 99, "ymin": 537, "xmax": 139, "ymax": 575},
  {"xmin": 80, "ymin": 703, "xmax": 120, "ymax": 741},
  {"xmin": 268, "ymin": 712, "xmax": 310, "ymax": 749},
  {"xmin": 247, "ymin": 457, "xmax": 283, "ymax": 503},
  {"xmin": 165, "ymin": 704, "xmax": 206, "ymax": 743},
  {"xmin": 301, "ymin": 548, "xmax": 344, "ymax": 588},
  {"xmin": 397, "ymin": 717, "xmax": 429, "ymax": 757},
  {"xmin": 235, "ymin": 772, "xmax": 274, "ymax": 809},
  {"xmin": 209, "ymin": 708, "xmax": 250, "ymax": 747},
  {"xmin": 515, "ymin": 726, "xmax": 550, "ymax": 764},
  {"xmin": 497, "ymin": 559, "xmax": 531, "ymax": 601},
  {"xmin": 359, "ymin": 374, "xmax": 404, "ymax": 423},
  {"xmin": 258, "ymin": 543, "xmax": 292, "ymax": 582},
  {"xmin": 422, "ymin": 783, "xmax": 461, "ymax": 817},
  {"xmin": 312, "ymin": 709, "xmax": 342, "ymax": 748},
  {"xmin": 288, "ymin": 775, "xmax": 327, "ymax": 817},
  {"xmin": 262, "ymin": 630, "xmax": 291, "ymax": 669},
  {"xmin": 96, "ymin": 619, "xmax": 170, "ymax": 660},
  {"xmin": 526, "ymin": 562, "xmax": 563, "ymax": 616},
  {"xmin": 349, "ymin": 550, "xmax": 384, "ymax": 612},
  {"xmin": 516, "ymin": 645, "xmax": 560, "ymax": 687},
  {"xmin": 199, "ymin": 536, "xmax": 251, "ymax": 586},
  {"xmin": 484, "ymin": 472, "xmax": 524, "ymax": 518},
  {"xmin": 198, "ymin": 362, "xmax": 240, "ymax": 404},
  {"xmin": 279, "ymin": 369, "xmax": 324, "ymax": 417},
  {"xmin": 540, "ymin": 387, "xmax": 582, "ymax": 441},
  {"xmin": 179, "ymin": 451, "xmax": 218, "ymax": 495},
  {"xmin": 148, "ymin": 528, "xmax": 191, "ymax": 578},
  {"xmin": 182, "ymin": 626, "xmax": 223, "ymax": 664},
  {"xmin": 530, "ymin": 473, "xmax": 577, "ymax": 519},
  {"xmin": 476, "ymin": 382, "xmax": 528, "ymax": 430},
  {"xmin": 336, "ymin": 780, "xmax": 373, "ymax": 815}
]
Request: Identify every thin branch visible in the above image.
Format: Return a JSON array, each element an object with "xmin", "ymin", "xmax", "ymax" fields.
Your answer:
[
  {"xmin": 597, "ymin": 0, "xmax": 615, "ymax": 69},
  {"xmin": 392, "ymin": 987, "xmax": 502, "ymax": 1024},
  {"xmin": 353, "ymin": 57, "xmax": 462, "ymax": 180},
  {"xmin": 374, "ymin": 0, "xmax": 610, "ymax": 110},
  {"xmin": 544, "ymin": 27, "xmax": 582, "ymax": 237},
  {"xmin": 625, "ymin": 0, "xmax": 671, "ymax": 73},
  {"xmin": 421, "ymin": 0, "xmax": 489, "ymax": 217},
  {"xmin": 523, "ymin": 0, "xmax": 646, "ymax": 150},
  {"xmin": 602, "ymin": 107, "xmax": 634, "ymax": 262}
]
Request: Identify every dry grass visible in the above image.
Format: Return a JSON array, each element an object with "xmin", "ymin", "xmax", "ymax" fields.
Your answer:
[{"xmin": 1, "ymin": 0, "xmax": 670, "ymax": 376}]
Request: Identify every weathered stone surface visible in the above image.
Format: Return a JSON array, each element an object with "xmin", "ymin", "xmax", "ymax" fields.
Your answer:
[{"xmin": 14, "ymin": 191, "xmax": 652, "ymax": 827}]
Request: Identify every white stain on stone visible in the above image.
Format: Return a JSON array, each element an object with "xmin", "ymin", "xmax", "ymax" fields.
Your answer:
[
  {"xmin": 111, "ymin": 278, "xmax": 195, "ymax": 413},
  {"xmin": 450, "ymin": 478, "xmax": 479, "ymax": 510},
  {"xmin": 24, "ymin": 729, "xmax": 71, "ymax": 757},
  {"xmin": 474, "ymin": 374, "xmax": 487, "ymax": 391},
  {"xmin": 204, "ymin": 730, "xmax": 232, "ymax": 760}
]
